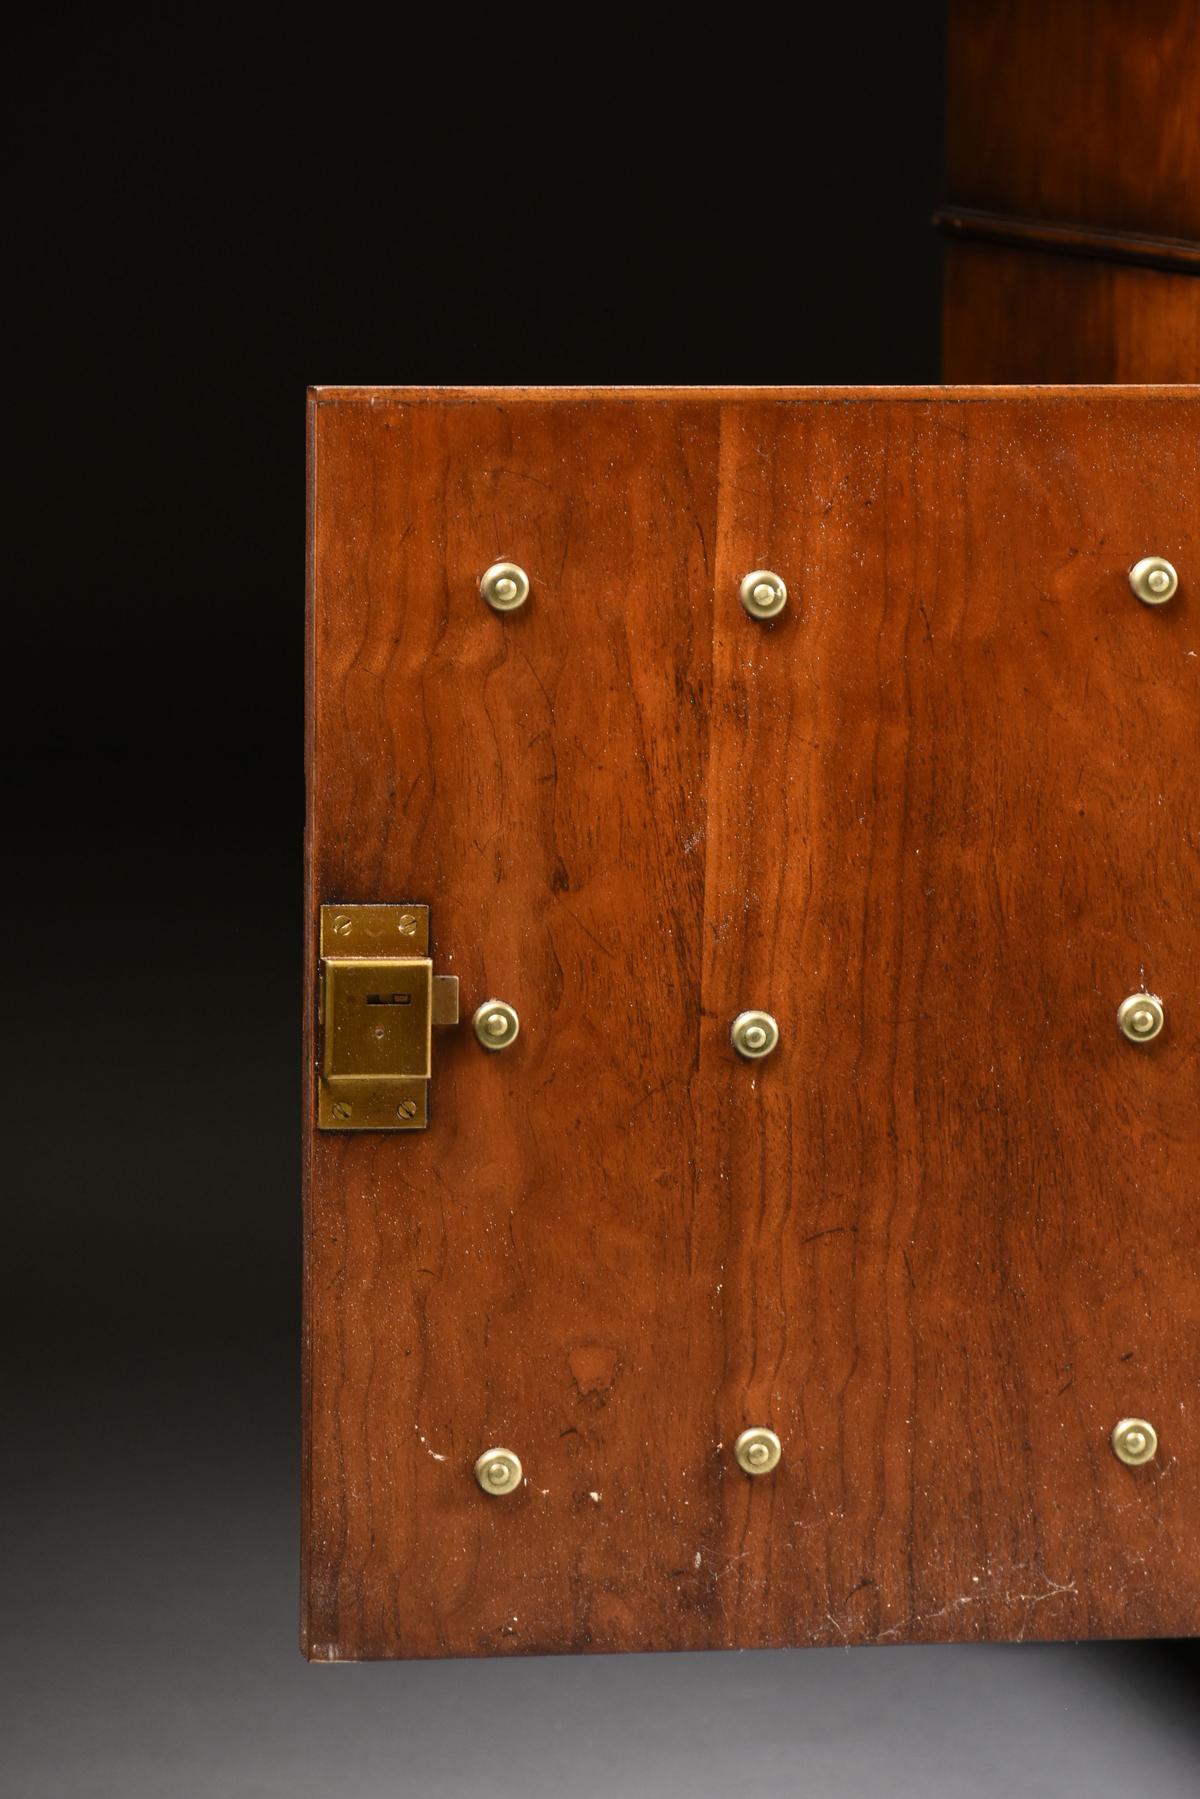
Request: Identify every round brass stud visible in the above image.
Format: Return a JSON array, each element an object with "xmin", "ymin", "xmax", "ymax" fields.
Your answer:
[
  {"xmin": 735, "ymin": 1427, "xmax": 782, "ymax": 1476},
  {"xmin": 473, "ymin": 999, "xmax": 519, "ymax": 1050},
  {"xmin": 1128, "ymin": 557, "xmax": 1178, "ymax": 607},
  {"xmin": 739, "ymin": 569, "xmax": 787, "ymax": 620},
  {"xmin": 481, "ymin": 561, "xmax": 530, "ymax": 612},
  {"xmin": 1111, "ymin": 1418, "xmax": 1157, "ymax": 1466},
  {"xmin": 731, "ymin": 1010, "xmax": 779, "ymax": 1060},
  {"xmin": 1117, "ymin": 993, "xmax": 1164, "ymax": 1044},
  {"xmin": 474, "ymin": 1447, "xmax": 523, "ymax": 1493}
]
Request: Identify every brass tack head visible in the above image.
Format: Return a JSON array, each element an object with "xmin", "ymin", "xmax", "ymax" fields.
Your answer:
[
  {"xmin": 731, "ymin": 1010, "xmax": 779, "ymax": 1060},
  {"xmin": 735, "ymin": 1427, "xmax": 782, "ymax": 1476},
  {"xmin": 1117, "ymin": 993, "xmax": 1164, "ymax": 1044},
  {"xmin": 1111, "ymin": 1418, "xmax": 1157, "ymax": 1466},
  {"xmin": 739, "ymin": 569, "xmax": 787, "ymax": 619},
  {"xmin": 473, "ymin": 999, "xmax": 519, "ymax": 1051},
  {"xmin": 474, "ymin": 1447, "xmax": 523, "ymax": 1493},
  {"xmin": 1128, "ymin": 557, "xmax": 1178, "ymax": 606},
  {"xmin": 481, "ymin": 562, "xmax": 531, "ymax": 612}
]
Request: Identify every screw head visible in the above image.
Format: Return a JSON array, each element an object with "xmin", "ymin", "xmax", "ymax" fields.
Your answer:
[
  {"xmin": 396, "ymin": 1099, "xmax": 418, "ymax": 1119},
  {"xmin": 731, "ymin": 1010, "xmax": 779, "ymax": 1060},
  {"xmin": 330, "ymin": 1101, "xmax": 352, "ymax": 1120},
  {"xmin": 332, "ymin": 915, "xmax": 353, "ymax": 936},
  {"xmin": 1111, "ymin": 1417, "xmax": 1157, "ymax": 1466},
  {"xmin": 1117, "ymin": 993, "xmax": 1164, "ymax": 1044},
  {"xmin": 474, "ymin": 1447, "xmax": 523, "ymax": 1494},
  {"xmin": 473, "ymin": 999, "xmax": 520, "ymax": 1050},
  {"xmin": 1128, "ymin": 557, "xmax": 1178, "ymax": 606},
  {"xmin": 481, "ymin": 562, "xmax": 531, "ymax": 613},
  {"xmin": 739, "ymin": 569, "xmax": 787, "ymax": 620},
  {"xmin": 734, "ymin": 1427, "xmax": 782, "ymax": 1476}
]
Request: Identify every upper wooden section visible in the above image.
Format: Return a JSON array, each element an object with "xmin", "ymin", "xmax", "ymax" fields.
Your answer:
[
  {"xmin": 941, "ymin": 4, "xmax": 1199, "ymax": 380},
  {"xmin": 947, "ymin": 0, "xmax": 1200, "ymax": 241}
]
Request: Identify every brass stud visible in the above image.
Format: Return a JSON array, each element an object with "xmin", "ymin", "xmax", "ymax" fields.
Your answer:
[
  {"xmin": 1117, "ymin": 993, "xmax": 1164, "ymax": 1044},
  {"xmin": 735, "ymin": 1427, "xmax": 782, "ymax": 1475},
  {"xmin": 739, "ymin": 569, "xmax": 787, "ymax": 620},
  {"xmin": 1111, "ymin": 1418, "xmax": 1157, "ymax": 1466},
  {"xmin": 1128, "ymin": 557, "xmax": 1178, "ymax": 606},
  {"xmin": 481, "ymin": 562, "xmax": 530, "ymax": 613},
  {"xmin": 731, "ymin": 1011, "xmax": 779, "ymax": 1060},
  {"xmin": 474, "ymin": 1447, "xmax": 523, "ymax": 1493},
  {"xmin": 473, "ymin": 999, "xmax": 519, "ymax": 1050}
]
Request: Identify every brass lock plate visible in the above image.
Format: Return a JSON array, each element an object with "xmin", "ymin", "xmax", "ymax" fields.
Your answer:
[{"xmin": 318, "ymin": 905, "xmax": 458, "ymax": 1131}]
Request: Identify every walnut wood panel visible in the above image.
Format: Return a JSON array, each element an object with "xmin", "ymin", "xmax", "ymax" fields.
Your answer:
[
  {"xmin": 700, "ymin": 389, "xmax": 1198, "ymax": 1648},
  {"xmin": 943, "ymin": 243, "xmax": 1200, "ymax": 381},
  {"xmin": 946, "ymin": 1, "xmax": 1200, "ymax": 241},
  {"xmin": 305, "ymin": 387, "xmax": 1200, "ymax": 1659},
  {"xmin": 305, "ymin": 392, "xmax": 723, "ymax": 1659},
  {"xmin": 942, "ymin": 1, "xmax": 1200, "ymax": 380}
]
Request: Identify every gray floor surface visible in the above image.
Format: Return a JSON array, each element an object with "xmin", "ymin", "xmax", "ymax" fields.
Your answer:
[{"xmin": 2, "ymin": 1363, "xmax": 1196, "ymax": 1799}]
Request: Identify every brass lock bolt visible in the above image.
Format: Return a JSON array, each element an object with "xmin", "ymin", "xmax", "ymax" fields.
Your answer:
[{"xmin": 317, "ymin": 905, "xmax": 459, "ymax": 1130}]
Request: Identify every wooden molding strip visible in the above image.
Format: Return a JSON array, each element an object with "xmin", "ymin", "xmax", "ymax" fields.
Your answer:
[
  {"xmin": 933, "ymin": 206, "xmax": 1200, "ymax": 276},
  {"xmin": 313, "ymin": 384, "xmax": 1199, "ymax": 404}
]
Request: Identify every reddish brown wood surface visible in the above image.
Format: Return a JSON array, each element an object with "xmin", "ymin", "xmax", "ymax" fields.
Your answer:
[
  {"xmin": 943, "ymin": 244, "xmax": 1200, "ymax": 381},
  {"xmin": 942, "ymin": 1, "xmax": 1200, "ymax": 379},
  {"xmin": 305, "ymin": 387, "xmax": 1200, "ymax": 1659},
  {"xmin": 946, "ymin": 1, "xmax": 1200, "ymax": 241}
]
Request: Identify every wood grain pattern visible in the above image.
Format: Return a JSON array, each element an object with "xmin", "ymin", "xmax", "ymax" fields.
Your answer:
[
  {"xmin": 943, "ymin": 1, "xmax": 1200, "ymax": 380},
  {"xmin": 305, "ymin": 393, "xmax": 723, "ymax": 1658},
  {"xmin": 946, "ymin": 0, "xmax": 1200, "ymax": 241},
  {"xmin": 305, "ymin": 387, "xmax": 1200, "ymax": 1659},
  {"xmin": 942, "ymin": 243, "xmax": 1200, "ymax": 381}
]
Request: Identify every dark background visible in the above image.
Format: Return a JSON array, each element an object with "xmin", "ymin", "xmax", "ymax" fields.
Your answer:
[{"xmin": 5, "ymin": 10, "xmax": 1196, "ymax": 1795}]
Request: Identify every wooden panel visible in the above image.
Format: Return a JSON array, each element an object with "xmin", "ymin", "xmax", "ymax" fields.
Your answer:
[
  {"xmin": 946, "ymin": 0, "xmax": 1200, "ymax": 240},
  {"xmin": 943, "ymin": 243, "xmax": 1200, "ymax": 381},
  {"xmin": 305, "ymin": 392, "xmax": 723, "ymax": 1659},
  {"xmin": 305, "ymin": 388, "xmax": 1200, "ymax": 1659},
  {"xmin": 942, "ymin": 1, "xmax": 1200, "ymax": 380},
  {"xmin": 700, "ymin": 388, "xmax": 1198, "ymax": 1649}
]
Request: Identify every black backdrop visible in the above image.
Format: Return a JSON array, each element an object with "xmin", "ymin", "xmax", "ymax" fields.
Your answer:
[{"xmin": 7, "ymin": 10, "xmax": 946, "ymax": 1373}]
